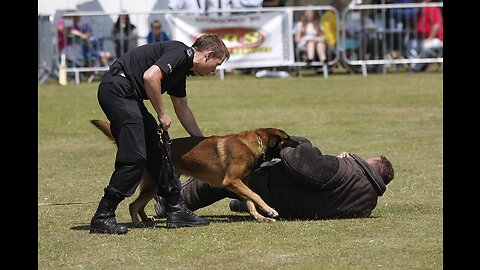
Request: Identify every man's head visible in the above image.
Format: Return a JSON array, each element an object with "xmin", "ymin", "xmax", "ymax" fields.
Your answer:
[
  {"xmin": 191, "ymin": 33, "xmax": 230, "ymax": 76},
  {"xmin": 151, "ymin": 20, "xmax": 162, "ymax": 35},
  {"xmin": 366, "ymin": 155, "xmax": 394, "ymax": 185}
]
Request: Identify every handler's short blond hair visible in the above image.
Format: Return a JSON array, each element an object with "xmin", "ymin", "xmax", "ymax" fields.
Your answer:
[{"xmin": 192, "ymin": 33, "xmax": 230, "ymax": 62}]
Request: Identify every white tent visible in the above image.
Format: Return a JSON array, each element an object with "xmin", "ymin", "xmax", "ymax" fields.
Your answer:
[{"xmin": 38, "ymin": 0, "xmax": 163, "ymax": 16}]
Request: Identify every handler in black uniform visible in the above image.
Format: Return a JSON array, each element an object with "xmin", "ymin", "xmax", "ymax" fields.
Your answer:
[
  {"xmin": 154, "ymin": 137, "xmax": 395, "ymax": 220},
  {"xmin": 90, "ymin": 33, "xmax": 230, "ymax": 234}
]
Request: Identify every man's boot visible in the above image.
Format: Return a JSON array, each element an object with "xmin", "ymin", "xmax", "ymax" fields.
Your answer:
[
  {"xmin": 165, "ymin": 193, "xmax": 210, "ymax": 228},
  {"xmin": 229, "ymin": 199, "xmax": 248, "ymax": 213},
  {"xmin": 153, "ymin": 195, "xmax": 166, "ymax": 218},
  {"xmin": 90, "ymin": 189, "xmax": 128, "ymax": 234}
]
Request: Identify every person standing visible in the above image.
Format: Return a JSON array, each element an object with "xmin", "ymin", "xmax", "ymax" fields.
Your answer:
[
  {"xmin": 90, "ymin": 33, "xmax": 230, "ymax": 234},
  {"xmin": 112, "ymin": 13, "xmax": 138, "ymax": 58}
]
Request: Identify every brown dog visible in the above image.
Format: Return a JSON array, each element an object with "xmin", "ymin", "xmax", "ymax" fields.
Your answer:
[{"xmin": 90, "ymin": 120, "xmax": 298, "ymax": 225}]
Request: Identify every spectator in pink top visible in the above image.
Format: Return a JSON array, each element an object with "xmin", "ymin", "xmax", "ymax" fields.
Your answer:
[
  {"xmin": 57, "ymin": 14, "xmax": 89, "ymax": 67},
  {"xmin": 57, "ymin": 15, "xmax": 84, "ymax": 52}
]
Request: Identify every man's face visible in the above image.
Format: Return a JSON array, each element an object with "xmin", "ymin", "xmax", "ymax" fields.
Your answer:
[{"xmin": 192, "ymin": 51, "xmax": 224, "ymax": 76}]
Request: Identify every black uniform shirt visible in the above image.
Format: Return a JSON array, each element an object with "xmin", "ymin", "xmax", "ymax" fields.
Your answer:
[{"xmin": 111, "ymin": 40, "xmax": 194, "ymax": 100}]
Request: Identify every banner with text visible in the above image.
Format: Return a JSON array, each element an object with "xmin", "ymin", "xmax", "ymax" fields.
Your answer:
[{"xmin": 165, "ymin": 11, "xmax": 294, "ymax": 69}]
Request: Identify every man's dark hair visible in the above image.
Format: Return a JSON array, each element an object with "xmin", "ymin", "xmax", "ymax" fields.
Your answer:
[{"xmin": 373, "ymin": 155, "xmax": 394, "ymax": 185}]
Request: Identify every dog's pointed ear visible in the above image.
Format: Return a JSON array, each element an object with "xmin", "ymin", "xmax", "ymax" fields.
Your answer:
[{"xmin": 268, "ymin": 134, "xmax": 280, "ymax": 148}]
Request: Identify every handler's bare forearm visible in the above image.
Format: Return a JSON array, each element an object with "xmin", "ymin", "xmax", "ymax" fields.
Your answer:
[
  {"xmin": 176, "ymin": 107, "xmax": 203, "ymax": 137},
  {"xmin": 171, "ymin": 96, "xmax": 203, "ymax": 137},
  {"xmin": 143, "ymin": 66, "xmax": 166, "ymax": 119}
]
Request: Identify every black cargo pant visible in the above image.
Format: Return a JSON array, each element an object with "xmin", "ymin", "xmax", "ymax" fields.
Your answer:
[{"xmin": 96, "ymin": 70, "xmax": 181, "ymax": 199}]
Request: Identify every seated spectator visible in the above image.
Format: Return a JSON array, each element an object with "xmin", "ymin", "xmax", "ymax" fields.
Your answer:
[
  {"xmin": 343, "ymin": 8, "xmax": 387, "ymax": 73},
  {"xmin": 57, "ymin": 14, "xmax": 88, "ymax": 67},
  {"xmin": 321, "ymin": 0, "xmax": 341, "ymax": 51},
  {"xmin": 294, "ymin": 8, "xmax": 327, "ymax": 64},
  {"xmin": 80, "ymin": 23, "xmax": 113, "ymax": 67},
  {"xmin": 390, "ymin": 0, "xmax": 419, "ymax": 28},
  {"xmin": 319, "ymin": 0, "xmax": 358, "ymax": 73},
  {"xmin": 112, "ymin": 13, "xmax": 138, "ymax": 58},
  {"xmin": 407, "ymin": 0, "xmax": 443, "ymax": 72},
  {"xmin": 147, "ymin": 20, "xmax": 170, "ymax": 43}
]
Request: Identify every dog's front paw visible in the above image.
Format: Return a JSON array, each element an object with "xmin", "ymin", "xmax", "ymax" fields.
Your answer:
[
  {"xmin": 265, "ymin": 217, "xmax": 276, "ymax": 222},
  {"xmin": 254, "ymin": 215, "xmax": 276, "ymax": 222},
  {"xmin": 266, "ymin": 208, "xmax": 279, "ymax": 218}
]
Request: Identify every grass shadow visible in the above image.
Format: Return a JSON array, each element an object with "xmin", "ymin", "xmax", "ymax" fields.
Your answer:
[{"xmin": 70, "ymin": 214, "xmax": 253, "ymax": 231}]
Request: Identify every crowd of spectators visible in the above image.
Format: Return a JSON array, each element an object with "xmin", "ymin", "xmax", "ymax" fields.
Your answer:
[{"xmin": 55, "ymin": 0, "xmax": 443, "ymax": 81}]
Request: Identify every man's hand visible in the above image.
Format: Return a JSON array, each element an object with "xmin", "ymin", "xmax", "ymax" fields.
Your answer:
[
  {"xmin": 338, "ymin": 152, "xmax": 352, "ymax": 159},
  {"xmin": 158, "ymin": 113, "xmax": 172, "ymax": 130}
]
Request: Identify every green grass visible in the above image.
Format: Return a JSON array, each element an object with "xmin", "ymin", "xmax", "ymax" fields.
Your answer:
[{"xmin": 38, "ymin": 72, "xmax": 443, "ymax": 269}]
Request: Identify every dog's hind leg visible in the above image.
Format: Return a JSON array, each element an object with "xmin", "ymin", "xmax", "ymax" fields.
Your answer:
[{"xmin": 129, "ymin": 170, "xmax": 157, "ymax": 228}]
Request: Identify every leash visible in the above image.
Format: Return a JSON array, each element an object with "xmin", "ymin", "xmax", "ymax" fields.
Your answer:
[
  {"xmin": 38, "ymin": 201, "xmax": 97, "ymax": 206},
  {"xmin": 157, "ymin": 124, "xmax": 173, "ymax": 163},
  {"xmin": 156, "ymin": 123, "xmax": 179, "ymax": 193}
]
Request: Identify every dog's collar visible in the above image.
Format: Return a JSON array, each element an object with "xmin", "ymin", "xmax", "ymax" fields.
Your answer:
[{"xmin": 257, "ymin": 135, "xmax": 266, "ymax": 162}]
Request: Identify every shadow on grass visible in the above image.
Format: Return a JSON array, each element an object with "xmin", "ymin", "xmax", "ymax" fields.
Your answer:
[
  {"xmin": 70, "ymin": 214, "xmax": 253, "ymax": 231},
  {"xmin": 70, "ymin": 214, "xmax": 385, "ymax": 231}
]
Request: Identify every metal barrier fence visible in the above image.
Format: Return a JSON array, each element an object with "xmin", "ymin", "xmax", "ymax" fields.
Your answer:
[
  {"xmin": 342, "ymin": 1, "xmax": 443, "ymax": 77},
  {"xmin": 38, "ymin": 3, "xmax": 442, "ymax": 84},
  {"xmin": 38, "ymin": 15, "xmax": 58, "ymax": 84}
]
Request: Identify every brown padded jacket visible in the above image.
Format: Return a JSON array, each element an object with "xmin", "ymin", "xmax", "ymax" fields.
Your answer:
[{"xmin": 247, "ymin": 140, "xmax": 387, "ymax": 220}]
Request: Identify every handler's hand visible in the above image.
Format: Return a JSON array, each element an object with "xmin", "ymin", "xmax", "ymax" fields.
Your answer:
[
  {"xmin": 338, "ymin": 152, "xmax": 352, "ymax": 158},
  {"xmin": 158, "ymin": 113, "xmax": 172, "ymax": 130}
]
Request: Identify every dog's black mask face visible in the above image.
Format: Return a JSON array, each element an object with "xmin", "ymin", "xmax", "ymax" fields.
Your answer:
[{"xmin": 264, "ymin": 130, "xmax": 299, "ymax": 160}]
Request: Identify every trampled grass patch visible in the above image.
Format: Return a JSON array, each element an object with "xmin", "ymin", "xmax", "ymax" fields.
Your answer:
[{"xmin": 38, "ymin": 72, "xmax": 442, "ymax": 269}]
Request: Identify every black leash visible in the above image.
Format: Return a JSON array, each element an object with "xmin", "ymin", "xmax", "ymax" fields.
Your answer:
[
  {"xmin": 38, "ymin": 201, "xmax": 97, "ymax": 206},
  {"xmin": 156, "ymin": 124, "xmax": 179, "ymax": 194},
  {"xmin": 157, "ymin": 123, "xmax": 173, "ymax": 162}
]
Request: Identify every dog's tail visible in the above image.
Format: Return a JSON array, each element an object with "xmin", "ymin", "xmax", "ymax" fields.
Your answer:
[{"xmin": 90, "ymin": 119, "xmax": 115, "ymax": 143}]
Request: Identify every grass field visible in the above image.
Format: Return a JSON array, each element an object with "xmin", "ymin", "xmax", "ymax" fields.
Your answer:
[{"xmin": 38, "ymin": 71, "xmax": 443, "ymax": 269}]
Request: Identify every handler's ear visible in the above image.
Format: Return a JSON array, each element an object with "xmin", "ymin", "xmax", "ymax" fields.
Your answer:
[{"xmin": 205, "ymin": 50, "xmax": 215, "ymax": 61}]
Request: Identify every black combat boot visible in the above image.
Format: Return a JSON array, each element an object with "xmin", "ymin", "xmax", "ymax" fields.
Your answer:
[
  {"xmin": 153, "ymin": 195, "xmax": 166, "ymax": 218},
  {"xmin": 165, "ymin": 193, "xmax": 210, "ymax": 228},
  {"xmin": 90, "ymin": 189, "xmax": 128, "ymax": 234}
]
